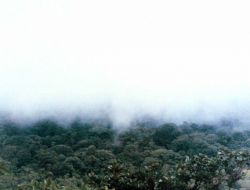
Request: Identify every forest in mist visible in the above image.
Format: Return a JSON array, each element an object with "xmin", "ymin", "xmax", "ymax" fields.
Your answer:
[
  {"xmin": 0, "ymin": 118, "xmax": 250, "ymax": 189},
  {"xmin": 1, "ymin": 0, "xmax": 250, "ymax": 189}
]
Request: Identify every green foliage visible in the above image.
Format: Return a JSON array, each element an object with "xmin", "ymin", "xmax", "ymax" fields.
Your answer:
[
  {"xmin": 153, "ymin": 123, "xmax": 180, "ymax": 147},
  {"xmin": 17, "ymin": 177, "xmax": 91, "ymax": 190},
  {"xmin": 88, "ymin": 161, "xmax": 161, "ymax": 190},
  {"xmin": 0, "ymin": 159, "xmax": 8, "ymax": 175},
  {"xmin": 171, "ymin": 133, "xmax": 219, "ymax": 156},
  {"xmin": 159, "ymin": 150, "xmax": 249, "ymax": 189},
  {"xmin": 0, "ymin": 119, "xmax": 250, "ymax": 189},
  {"xmin": 30, "ymin": 120, "xmax": 66, "ymax": 138}
]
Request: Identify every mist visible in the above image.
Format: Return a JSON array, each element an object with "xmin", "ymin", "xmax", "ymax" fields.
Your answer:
[{"xmin": 0, "ymin": 0, "xmax": 250, "ymax": 127}]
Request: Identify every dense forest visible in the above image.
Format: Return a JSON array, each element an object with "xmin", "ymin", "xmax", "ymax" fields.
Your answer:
[{"xmin": 0, "ymin": 119, "xmax": 249, "ymax": 189}]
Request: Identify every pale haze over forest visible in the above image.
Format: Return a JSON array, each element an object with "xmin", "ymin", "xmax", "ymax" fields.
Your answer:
[{"xmin": 0, "ymin": 0, "xmax": 250, "ymax": 126}]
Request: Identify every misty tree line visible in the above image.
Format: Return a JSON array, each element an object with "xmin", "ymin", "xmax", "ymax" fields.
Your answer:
[{"xmin": 0, "ymin": 119, "xmax": 249, "ymax": 189}]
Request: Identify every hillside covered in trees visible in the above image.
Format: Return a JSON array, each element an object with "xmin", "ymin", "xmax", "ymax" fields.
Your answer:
[{"xmin": 0, "ymin": 119, "xmax": 250, "ymax": 189}]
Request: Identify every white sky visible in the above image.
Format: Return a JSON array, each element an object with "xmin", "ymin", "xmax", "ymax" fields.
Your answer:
[{"xmin": 0, "ymin": 0, "xmax": 250, "ymax": 124}]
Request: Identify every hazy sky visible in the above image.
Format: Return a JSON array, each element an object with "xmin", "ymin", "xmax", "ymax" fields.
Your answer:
[{"xmin": 0, "ymin": 0, "xmax": 250, "ymax": 125}]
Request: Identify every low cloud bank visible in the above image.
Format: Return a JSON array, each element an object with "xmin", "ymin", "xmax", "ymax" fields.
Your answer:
[{"xmin": 0, "ymin": 1, "xmax": 250, "ymax": 128}]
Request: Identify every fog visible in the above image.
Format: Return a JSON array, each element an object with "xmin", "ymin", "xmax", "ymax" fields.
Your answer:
[{"xmin": 0, "ymin": 0, "xmax": 250, "ymax": 126}]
